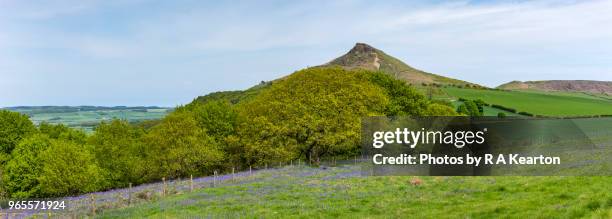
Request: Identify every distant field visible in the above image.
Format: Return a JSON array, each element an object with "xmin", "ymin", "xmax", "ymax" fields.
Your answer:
[
  {"xmin": 442, "ymin": 87, "xmax": 612, "ymax": 116},
  {"xmin": 3, "ymin": 106, "xmax": 170, "ymax": 132}
]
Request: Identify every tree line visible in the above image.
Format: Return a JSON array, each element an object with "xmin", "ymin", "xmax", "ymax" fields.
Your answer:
[{"xmin": 0, "ymin": 67, "xmax": 458, "ymax": 198}]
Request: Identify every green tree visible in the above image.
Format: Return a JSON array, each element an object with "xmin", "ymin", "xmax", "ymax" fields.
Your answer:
[
  {"xmin": 39, "ymin": 122, "xmax": 87, "ymax": 144},
  {"xmin": 188, "ymin": 100, "xmax": 238, "ymax": 139},
  {"xmin": 143, "ymin": 112, "xmax": 224, "ymax": 180},
  {"xmin": 0, "ymin": 110, "xmax": 36, "ymax": 155},
  {"xmin": 239, "ymin": 67, "xmax": 389, "ymax": 165},
  {"xmin": 457, "ymin": 100, "xmax": 482, "ymax": 116},
  {"xmin": 89, "ymin": 120, "xmax": 146, "ymax": 187},
  {"xmin": 3, "ymin": 134, "xmax": 51, "ymax": 198},
  {"xmin": 3, "ymin": 135, "xmax": 106, "ymax": 198},
  {"xmin": 368, "ymin": 72, "xmax": 429, "ymax": 116},
  {"xmin": 425, "ymin": 103, "xmax": 459, "ymax": 116},
  {"xmin": 37, "ymin": 139, "xmax": 107, "ymax": 197},
  {"xmin": 497, "ymin": 112, "xmax": 507, "ymax": 118}
]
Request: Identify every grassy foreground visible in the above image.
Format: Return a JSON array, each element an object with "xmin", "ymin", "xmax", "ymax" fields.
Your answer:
[
  {"xmin": 97, "ymin": 165, "xmax": 612, "ymax": 218},
  {"xmin": 442, "ymin": 87, "xmax": 612, "ymax": 116}
]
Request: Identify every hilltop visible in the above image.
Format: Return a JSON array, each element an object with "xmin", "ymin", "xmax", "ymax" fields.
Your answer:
[
  {"xmin": 191, "ymin": 43, "xmax": 480, "ymax": 105},
  {"xmin": 323, "ymin": 43, "xmax": 478, "ymax": 86},
  {"xmin": 497, "ymin": 80, "xmax": 612, "ymax": 96}
]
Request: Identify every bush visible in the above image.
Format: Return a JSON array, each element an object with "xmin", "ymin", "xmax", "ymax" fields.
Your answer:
[
  {"xmin": 4, "ymin": 135, "xmax": 107, "ymax": 198},
  {"xmin": 518, "ymin": 111, "xmax": 534, "ymax": 117},
  {"xmin": 497, "ymin": 112, "xmax": 506, "ymax": 118}
]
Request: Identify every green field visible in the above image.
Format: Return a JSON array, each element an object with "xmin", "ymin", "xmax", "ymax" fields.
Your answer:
[
  {"xmin": 97, "ymin": 166, "xmax": 612, "ymax": 218},
  {"xmin": 3, "ymin": 106, "xmax": 170, "ymax": 132},
  {"xmin": 442, "ymin": 87, "xmax": 612, "ymax": 116}
]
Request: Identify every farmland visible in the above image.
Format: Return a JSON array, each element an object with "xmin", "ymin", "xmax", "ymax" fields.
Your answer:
[
  {"xmin": 2, "ymin": 106, "xmax": 170, "ymax": 132},
  {"xmin": 442, "ymin": 87, "xmax": 612, "ymax": 117}
]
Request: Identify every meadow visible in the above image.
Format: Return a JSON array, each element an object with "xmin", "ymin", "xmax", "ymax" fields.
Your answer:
[
  {"xmin": 442, "ymin": 87, "xmax": 612, "ymax": 117},
  {"xmin": 94, "ymin": 165, "xmax": 611, "ymax": 218}
]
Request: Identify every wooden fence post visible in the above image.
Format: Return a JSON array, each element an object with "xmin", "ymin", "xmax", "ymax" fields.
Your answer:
[
  {"xmin": 162, "ymin": 177, "xmax": 166, "ymax": 197},
  {"xmin": 190, "ymin": 174, "xmax": 194, "ymax": 192},
  {"xmin": 90, "ymin": 194, "xmax": 96, "ymax": 217},
  {"xmin": 232, "ymin": 167, "xmax": 235, "ymax": 182},
  {"xmin": 128, "ymin": 182, "xmax": 132, "ymax": 206},
  {"xmin": 213, "ymin": 171, "xmax": 217, "ymax": 187},
  {"xmin": 249, "ymin": 165, "xmax": 252, "ymax": 176}
]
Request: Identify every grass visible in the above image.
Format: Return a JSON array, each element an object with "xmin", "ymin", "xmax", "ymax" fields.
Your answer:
[
  {"xmin": 97, "ymin": 165, "xmax": 612, "ymax": 218},
  {"xmin": 442, "ymin": 87, "xmax": 612, "ymax": 116}
]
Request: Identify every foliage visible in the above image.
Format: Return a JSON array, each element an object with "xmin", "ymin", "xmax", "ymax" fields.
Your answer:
[
  {"xmin": 3, "ymin": 134, "xmax": 106, "ymax": 198},
  {"xmin": 0, "ymin": 110, "xmax": 36, "ymax": 155},
  {"xmin": 3, "ymin": 134, "xmax": 51, "ymax": 198},
  {"xmin": 187, "ymin": 101, "xmax": 238, "ymax": 140},
  {"xmin": 425, "ymin": 103, "xmax": 459, "ymax": 116},
  {"xmin": 89, "ymin": 120, "xmax": 147, "ymax": 187},
  {"xmin": 142, "ymin": 112, "xmax": 224, "ymax": 180},
  {"xmin": 37, "ymin": 139, "xmax": 107, "ymax": 197},
  {"xmin": 39, "ymin": 122, "xmax": 87, "ymax": 144},
  {"xmin": 368, "ymin": 72, "xmax": 429, "ymax": 116},
  {"xmin": 238, "ymin": 67, "xmax": 389, "ymax": 165},
  {"xmin": 497, "ymin": 112, "xmax": 507, "ymax": 118},
  {"xmin": 457, "ymin": 100, "xmax": 483, "ymax": 117}
]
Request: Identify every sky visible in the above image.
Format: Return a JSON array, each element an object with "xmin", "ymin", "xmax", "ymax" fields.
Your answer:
[{"xmin": 1, "ymin": 0, "xmax": 611, "ymax": 107}]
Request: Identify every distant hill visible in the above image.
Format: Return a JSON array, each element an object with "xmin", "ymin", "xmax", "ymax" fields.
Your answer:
[
  {"xmin": 322, "ymin": 43, "xmax": 479, "ymax": 86},
  {"xmin": 497, "ymin": 80, "xmax": 612, "ymax": 96}
]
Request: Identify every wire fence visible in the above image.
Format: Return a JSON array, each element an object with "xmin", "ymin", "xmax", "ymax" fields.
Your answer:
[{"xmin": 0, "ymin": 157, "xmax": 365, "ymax": 218}]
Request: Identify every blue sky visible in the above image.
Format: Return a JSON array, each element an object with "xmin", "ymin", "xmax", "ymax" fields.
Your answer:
[{"xmin": 1, "ymin": 0, "xmax": 611, "ymax": 107}]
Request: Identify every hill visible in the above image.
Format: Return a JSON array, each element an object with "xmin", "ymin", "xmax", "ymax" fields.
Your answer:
[
  {"xmin": 191, "ymin": 43, "xmax": 480, "ymax": 105},
  {"xmin": 497, "ymin": 80, "xmax": 612, "ymax": 96},
  {"xmin": 323, "ymin": 43, "xmax": 478, "ymax": 86}
]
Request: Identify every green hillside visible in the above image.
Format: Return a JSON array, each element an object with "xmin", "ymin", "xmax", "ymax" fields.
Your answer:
[{"xmin": 442, "ymin": 87, "xmax": 612, "ymax": 117}]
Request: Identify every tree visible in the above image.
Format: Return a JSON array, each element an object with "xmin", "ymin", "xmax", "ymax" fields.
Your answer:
[
  {"xmin": 3, "ymin": 135, "xmax": 107, "ymax": 198},
  {"xmin": 457, "ymin": 100, "xmax": 482, "ymax": 116},
  {"xmin": 0, "ymin": 110, "xmax": 36, "ymax": 155},
  {"xmin": 37, "ymin": 139, "xmax": 107, "ymax": 197},
  {"xmin": 368, "ymin": 72, "xmax": 429, "ymax": 116},
  {"xmin": 142, "ymin": 112, "xmax": 224, "ymax": 180},
  {"xmin": 426, "ymin": 103, "xmax": 459, "ymax": 116},
  {"xmin": 238, "ymin": 67, "xmax": 389, "ymax": 165},
  {"xmin": 39, "ymin": 122, "xmax": 87, "ymax": 144},
  {"xmin": 497, "ymin": 112, "xmax": 507, "ymax": 118},
  {"xmin": 89, "ymin": 120, "xmax": 146, "ymax": 187},
  {"xmin": 3, "ymin": 134, "xmax": 51, "ymax": 198},
  {"xmin": 188, "ymin": 100, "xmax": 238, "ymax": 140},
  {"xmin": 473, "ymin": 99, "xmax": 487, "ymax": 114}
]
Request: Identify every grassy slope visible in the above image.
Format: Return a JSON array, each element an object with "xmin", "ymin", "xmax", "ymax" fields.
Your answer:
[
  {"xmin": 98, "ymin": 165, "xmax": 612, "ymax": 218},
  {"xmin": 443, "ymin": 87, "xmax": 612, "ymax": 116}
]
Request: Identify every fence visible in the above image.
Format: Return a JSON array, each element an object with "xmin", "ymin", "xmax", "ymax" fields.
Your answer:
[{"xmin": 0, "ymin": 156, "xmax": 365, "ymax": 218}]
